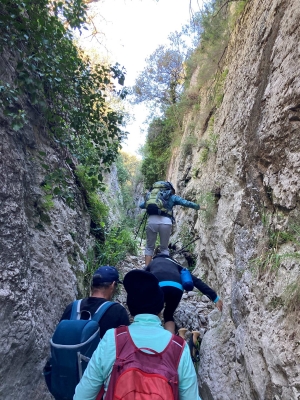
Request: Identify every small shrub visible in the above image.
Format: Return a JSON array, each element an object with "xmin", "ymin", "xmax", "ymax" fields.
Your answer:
[
  {"xmin": 40, "ymin": 194, "xmax": 54, "ymax": 211},
  {"xmin": 87, "ymin": 192, "xmax": 108, "ymax": 227},
  {"xmin": 80, "ymin": 226, "xmax": 139, "ymax": 296},
  {"xmin": 192, "ymin": 167, "xmax": 200, "ymax": 179},
  {"xmin": 75, "ymin": 164, "xmax": 108, "ymax": 227},
  {"xmin": 209, "ymin": 68, "xmax": 229, "ymax": 107},
  {"xmin": 252, "ymin": 251, "xmax": 300, "ymax": 276},
  {"xmin": 182, "ymin": 135, "xmax": 198, "ymax": 157},
  {"xmin": 283, "ymin": 277, "xmax": 300, "ymax": 313},
  {"xmin": 268, "ymin": 296, "xmax": 284, "ymax": 310},
  {"xmin": 199, "ymin": 148, "xmax": 209, "ymax": 164},
  {"xmin": 250, "ymin": 219, "xmax": 300, "ymax": 276},
  {"xmin": 197, "ymin": 191, "xmax": 216, "ymax": 222},
  {"xmin": 96, "ymin": 226, "xmax": 139, "ymax": 267}
]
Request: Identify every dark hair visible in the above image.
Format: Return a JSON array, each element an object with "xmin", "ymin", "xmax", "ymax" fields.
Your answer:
[{"xmin": 91, "ymin": 281, "xmax": 115, "ymax": 291}]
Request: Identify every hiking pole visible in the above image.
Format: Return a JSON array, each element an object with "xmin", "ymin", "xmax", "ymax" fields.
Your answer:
[
  {"xmin": 134, "ymin": 212, "xmax": 147, "ymax": 239},
  {"xmin": 173, "ymin": 236, "xmax": 201, "ymax": 255}
]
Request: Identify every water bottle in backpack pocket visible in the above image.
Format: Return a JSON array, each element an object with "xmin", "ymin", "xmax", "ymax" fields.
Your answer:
[
  {"xmin": 43, "ymin": 300, "xmax": 114, "ymax": 400},
  {"xmin": 180, "ymin": 268, "xmax": 194, "ymax": 291}
]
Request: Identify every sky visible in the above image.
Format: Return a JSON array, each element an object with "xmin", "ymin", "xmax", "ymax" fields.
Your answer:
[{"xmin": 80, "ymin": 0, "xmax": 204, "ymax": 156}]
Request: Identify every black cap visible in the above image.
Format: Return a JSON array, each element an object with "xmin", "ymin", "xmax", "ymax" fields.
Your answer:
[{"xmin": 123, "ymin": 269, "xmax": 164, "ymax": 316}]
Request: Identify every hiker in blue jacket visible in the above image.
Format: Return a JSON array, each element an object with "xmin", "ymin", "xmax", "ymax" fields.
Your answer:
[
  {"xmin": 139, "ymin": 181, "xmax": 204, "ymax": 266},
  {"xmin": 74, "ymin": 269, "xmax": 202, "ymax": 400},
  {"xmin": 145, "ymin": 253, "xmax": 223, "ymax": 334}
]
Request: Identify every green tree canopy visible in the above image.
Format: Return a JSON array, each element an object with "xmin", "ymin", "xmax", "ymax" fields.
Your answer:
[{"xmin": 132, "ymin": 44, "xmax": 185, "ymax": 110}]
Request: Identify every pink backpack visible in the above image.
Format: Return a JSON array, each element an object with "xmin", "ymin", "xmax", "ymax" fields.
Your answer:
[{"xmin": 105, "ymin": 325, "xmax": 185, "ymax": 400}]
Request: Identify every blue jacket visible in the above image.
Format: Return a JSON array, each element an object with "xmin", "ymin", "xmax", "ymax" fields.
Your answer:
[{"xmin": 139, "ymin": 194, "xmax": 200, "ymax": 213}]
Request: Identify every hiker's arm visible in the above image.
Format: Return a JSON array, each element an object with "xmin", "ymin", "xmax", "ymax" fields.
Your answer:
[
  {"xmin": 178, "ymin": 343, "xmax": 202, "ymax": 400},
  {"xmin": 214, "ymin": 298, "xmax": 223, "ymax": 311},
  {"xmin": 192, "ymin": 275, "xmax": 219, "ymax": 302},
  {"xmin": 172, "ymin": 195, "xmax": 200, "ymax": 210},
  {"xmin": 73, "ymin": 330, "xmax": 116, "ymax": 400}
]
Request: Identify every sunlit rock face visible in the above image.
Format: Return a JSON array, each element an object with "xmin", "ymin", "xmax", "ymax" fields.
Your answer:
[{"xmin": 168, "ymin": 0, "xmax": 300, "ymax": 399}]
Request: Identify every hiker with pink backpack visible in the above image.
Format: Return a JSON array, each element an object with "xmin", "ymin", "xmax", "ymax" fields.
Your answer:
[{"xmin": 73, "ymin": 269, "xmax": 202, "ymax": 400}]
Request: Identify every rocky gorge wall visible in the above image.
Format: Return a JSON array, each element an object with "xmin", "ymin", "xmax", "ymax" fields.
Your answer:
[
  {"xmin": 0, "ymin": 100, "xmax": 96, "ymax": 398},
  {"xmin": 167, "ymin": 0, "xmax": 300, "ymax": 399},
  {"xmin": 0, "ymin": 96, "xmax": 127, "ymax": 398}
]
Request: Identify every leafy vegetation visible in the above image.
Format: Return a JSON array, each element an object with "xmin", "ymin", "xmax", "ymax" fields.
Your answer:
[
  {"xmin": 250, "ymin": 212, "xmax": 300, "ymax": 276},
  {"xmin": 197, "ymin": 191, "xmax": 217, "ymax": 223},
  {"xmin": 0, "ymin": 0, "xmax": 143, "ymax": 293},
  {"xmin": 283, "ymin": 276, "xmax": 300, "ymax": 314},
  {"xmin": 41, "ymin": 165, "xmax": 75, "ymax": 208},
  {"xmin": 182, "ymin": 135, "xmax": 198, "ymax": 157},
  {"xmin": 96, "ymin": 226, "xmax": 139, "ymax": 267},
  {"xmin": 81, "ymin": 225, "xmax": 139, "ymax": 295},
  {"xmin": 133, "ymin": 45, "xmax": 185, "ymax": 110},
  {"xmin": 140, "ymin": 118, "xmax": 173, "ymax": 188},
  {"xmin": 116, "ymin": 151, "xmax": 142, "ymax": 225},
  {"xmin": 0, "ymin": 0, "xmax": 127, "ymax": 187},
  {"xmin": 75, "ymin": 164, "xmax": 108, "ymax": 229}
]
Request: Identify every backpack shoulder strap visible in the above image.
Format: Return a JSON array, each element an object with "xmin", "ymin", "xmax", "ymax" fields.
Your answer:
[
  {"xmin": 92, "ymin": 301, "xmax": 116, "ymax": 323},
  {"xmin": 70, "ymin": 299, "xmax": 82, "ymax": 320},
  {"xmin": 169, "ymin": 335, "xmax": 185, "ymax": 369},
  {"xmin": 115, "ymin": 325, "xmax": 131, "ymax": 357},
  {"xmin": 114, "ymin": 326, "xmax": 184, "ymax": 368}
]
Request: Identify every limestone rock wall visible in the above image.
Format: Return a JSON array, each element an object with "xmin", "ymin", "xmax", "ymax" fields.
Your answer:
[
  {"xmin": 0, "ymin": 107, "xmax": 94, "ymax": 399},
  {"xmin": 168, "ymin": 0, "xmax": 300, "ymax": 399}
]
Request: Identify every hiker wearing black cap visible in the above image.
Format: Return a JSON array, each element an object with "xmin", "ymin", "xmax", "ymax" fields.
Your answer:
[
  {"xmin": 60, "ymin": 266, "xmax": 129, "ymax": 338},
  {"xmin": 145, "ymin": 254, "xmax": 223, "ymax": 334},
  {"xmin": 74, "ymin": 269, "xmax": 202, "ymax": 400},
  {"xmin": 139, "ymin": 181, "xmax": 204, "ymax": 266}
]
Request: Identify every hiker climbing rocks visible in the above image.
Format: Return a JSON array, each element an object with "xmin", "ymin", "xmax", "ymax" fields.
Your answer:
[
  {"xmin": 73, "ymin": 269, "xmax": 202, "ymax": 400},
  {"xmin": 139, "ymin": 181, "xmax": 204, "ymax": 266},
  {"xmin": 43, "ymin": 266, "xmax": 129, "ymax": 400},
  {"xmin": 145, "ymin": 253, "xmax": 223, "ymax": 334}
]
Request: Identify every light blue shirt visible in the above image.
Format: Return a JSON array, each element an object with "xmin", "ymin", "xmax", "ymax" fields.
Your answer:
[{"xmin": 74, "ymin": 314, "xmax": 201, "ymax": 400}]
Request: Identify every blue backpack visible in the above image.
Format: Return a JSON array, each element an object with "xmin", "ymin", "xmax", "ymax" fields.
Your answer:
[{"xmin": 44, "ymin": 300, "xmax": 115, "ymax": 400}]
